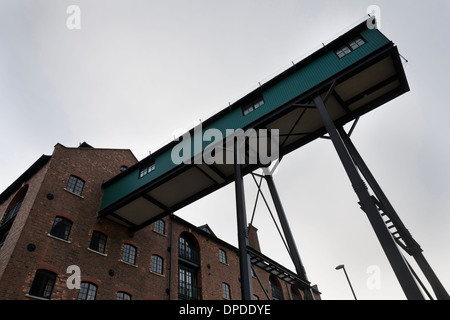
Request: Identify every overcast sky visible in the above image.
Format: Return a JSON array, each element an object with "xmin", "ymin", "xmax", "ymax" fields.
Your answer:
[{"xmin": 1, "ymin": 0, "xmax": 449, "ymax": 300}]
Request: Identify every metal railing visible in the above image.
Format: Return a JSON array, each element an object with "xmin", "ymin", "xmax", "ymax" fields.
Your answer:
[
  {"xmin": 178, "ymin": 281, "xmax": 201, "ymax": 300},
  {"xmin": 179, "ymin": 246, "xmax": 200, "ymax": 265}
]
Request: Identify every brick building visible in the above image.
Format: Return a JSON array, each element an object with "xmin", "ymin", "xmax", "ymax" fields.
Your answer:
[{"xmin": 0, "ymin": 142, "xmax": 320, "ymax": 300}]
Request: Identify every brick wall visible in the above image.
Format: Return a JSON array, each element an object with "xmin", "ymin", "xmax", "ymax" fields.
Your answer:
[{"xmin": 0, "ymin": 144, "xmax": 319, "ymax": 300}]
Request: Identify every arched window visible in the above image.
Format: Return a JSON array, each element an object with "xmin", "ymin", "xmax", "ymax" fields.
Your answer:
[
  {"xmin": 219, "ymin": 249, "xmax": 227, "ymax": 264},
  {"xmin": 66, "ymin": 175, "xmax": 85, "ymax": 196},
  {"xmin": 116, "ymin": 291, "xmax": 132, "ymax": 300},
  {"xmin": 269, "ymin": 275, "xmax": 283, "ymax": 300},
  {"xmin": 151, "ymin": 255, "xmax": 163, "ymax": 275},
  {"xmin": 89, "ymin": 231, "xmax": 107, "ymax": 254},
  {"xmin": 178, "ymin": 233, "xmax": 201, "ymax": 300},
  {"xmin": 291, "ymin": 286, "xmax": 302, "ymax": 300},
  {"xmin": 179, "ymin": 234, "xmax": 199, "ymax": 264},
  {"xmin": 29, "ymin": 269, "xmax": 57, "ymax": 299},
  {"xmin": 78, "ymin": 282, "xmax": 97, "ymax": 300},
  {"xmin": 50, "ymin": 216, "xmax": 72, "ymax": 241},
  {"xmin": 1, "ymin": 185, "xmax": 28, "ymax": 226},
  {"xmin": 222, "ymin": 283, "xmax": 231, "ymax": 300},
  {"xmin": 0, "ymin": 185, "xmax": 28, "ymax": 251},
  {"xmin": 122, "ymin": 243, "xmax": 137, "ymax": 265}
]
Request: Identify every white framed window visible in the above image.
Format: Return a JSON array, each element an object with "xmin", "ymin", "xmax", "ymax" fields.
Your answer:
[
  {"xmin": 242, "ymin": 98, "xmax": 265, "ymax": 116},
  {"xmin": 139, "ymin": 163, "xmax": 155, "ymax": 178},
  {"xmin": 335, "ymin": 36, "xmax": 366, "ymax": 59}
]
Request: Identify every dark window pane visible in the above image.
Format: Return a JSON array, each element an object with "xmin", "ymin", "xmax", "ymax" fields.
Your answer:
[
  {"xmin": 270, "ymin": 276, "xmax": 283, "ymax": 300},
  {"xmin": 116, "ymin": 291, "xmax": 131, "ymax": 300},
  {"xmin": 122, "ymin": 244, "xmax": 136, "ymax": 264},
  {"xmin": 154, "ymin": 219, "xmax": 165, "ymax": 234},
  {"xmin": 29, "ymin": 270, "xmax": 56, "ymax": 299},
  {"xmin": 66, "ymin": 175, "xmax": 85, "ymax": 196},
  {"xmin": 219, "ymin": 249, "xmax": 227, "ymax": 264},
  {"xmin": 78, "ymin": 282, "xmax": 97, "ymax": 300},
  {"xmin": 151, "ymin": 255, "xmax": 163, "ymax": 274},
  {"xmin": 50, "ymin": 216, "xmax": 72, "ymax": 240},
  {"xmin": 222, "ymin": 283, "xmax": 231, "ymax": 299},
  {"xmin": 89, "ymin": 231, "xmax": 107, "ymax": 254}
]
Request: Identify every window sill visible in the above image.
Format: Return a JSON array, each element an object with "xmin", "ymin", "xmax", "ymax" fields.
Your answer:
[
  {"xmin": 87, "ymin": 247, "xmax": 107, "ymax": 256},
  {"xmin": 120, "ymin": 259, "xmax": 138, "ymax": 268},
  {"xmin": 64, "ymin": 188, "xmax": 84, "ymax": 199},
  {"xmin": 150, "ymin": 270, "xmax": 165, "ymax": 278},
  {"xmin": 25, "ymin": 294, "xmax": 50, "ymax": 300},
  {"xmin": 219, "ymin": 261, "xmax": 229, "ymax": 266},
  {"xmin": 152, "ymin": 230, "xmax": 167, "ymax": 237},
  {"xmin": 47, "ymin": 233, "xmax": 71, "ymax": 244}
]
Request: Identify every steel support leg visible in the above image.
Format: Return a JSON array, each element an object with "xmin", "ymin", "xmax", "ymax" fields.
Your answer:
[
  {"xmin": 339, "ymin": 128, "xmax": 450, "ymax": 300},
  {"xmin": 265, "ymin": 174, "xmax": 314, "ymax": 300},
  {"xmin": 313, "ymin": 94, "xmax": 424, "ymax": 300},
  {"xmin": 233, "ymin": 138, "xmax": 253, "ymax": 300}
]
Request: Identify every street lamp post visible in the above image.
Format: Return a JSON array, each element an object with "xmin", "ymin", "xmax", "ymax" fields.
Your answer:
[{"xmin": 335, "ymin": 264, "xmax": 357, "ymax": 300}]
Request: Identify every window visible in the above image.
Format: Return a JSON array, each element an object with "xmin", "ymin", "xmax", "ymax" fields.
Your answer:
[
  {"xmin": 151, "ymin": 255, "xmax": 163, "ymax": 275},
  {"xmin": 270, "ymin": 275, "xmax": 283, "ymax": 300},
  {"xmin": 89, "ymin": 231, "xmax": 107, "ymax": 254},
  {"xmin": 336, "ymin": 45, "xmax": 352, "ymax": 58},
  {"xmin": 78, "ymin": 282, "xmax": 97, "ymax": 300},
  {"xmin": 154, "ymin": 219, "xmax": 165, "ymax": 234},
  {"xmin": 178, "ymin": 266, "xmax": 200, "ymax": 300},
  {"xmin": 116, "ymin": 291, "xmax": 132, "ymax": 300},
  {"xmin": 120, "ymin": 165, "xmax": 128, "ymax": 172},
  {"xmin": 0, "ymin": 185, "xmax": 28, "ymax": 251},
  {"xmin": 335, "ymin": 36, "xmax": 366, "ymax": 58},
  {"xmin": 66, "ymin": 175, "xmax": 85, "ymax": 196},
  {"xmin": 122, "ymin": 243, "xmax": 137, "ymax": 265},
  {"xmin": 179, "ymin": 235, "xmax": 199, "ymax": 264},
  {"xmin": 252, "ymin": 294, "xmax": 259, "ymax": 300},
  {"xmin": 349, "ymin": 37, "xmax": 366, "ymax": 50},
  {"xmin": 222, "ymin": 283, "xmax": 231, "ymax": 300},
  {"xmin": 291, "ymin": 286, "xmax": 302, "ymax": 300},
  {"xmin": 1, "ymin": 198, "xmax": 24, "ymax": 226},
  {"xmin": 49, "ymin": 216, "xmax": 72, "ymax": 241},
  {"xmin": 1, "ymin": 185, "xmax": 27, "ymax": 227},
  {"xmin": 242, "ymin": 98, "xmax": 265, "ymax": 116},
  {"xmin": 139, "ymin": 163, "xmax": 155, "ymax": 178},
  {"xmin": 29, "ymin": 269, "xmax": 56, "ymax": 299},
  {"xmin": 219, "ymin": 249, "xmax": 227, "ymax": 264}
]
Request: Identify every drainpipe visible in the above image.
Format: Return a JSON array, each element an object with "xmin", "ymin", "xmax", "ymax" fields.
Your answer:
[{"xmin": 167, "ymin": 214, "xmax": 174, "ymax": 300}]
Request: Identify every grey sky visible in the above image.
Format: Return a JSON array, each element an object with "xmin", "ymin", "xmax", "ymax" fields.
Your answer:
[{"xmin": 1, "ymin": 0, "xmax": 449, "ymax": 300}]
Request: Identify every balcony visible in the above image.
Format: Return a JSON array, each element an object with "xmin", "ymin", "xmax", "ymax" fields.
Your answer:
[
  {"xmin": 178, "ymin": 281, "xmax": 202, "ymax": 300},
  {"xmin": 178, "ymin": 246, "xmax": 200, "ymax": 266}
]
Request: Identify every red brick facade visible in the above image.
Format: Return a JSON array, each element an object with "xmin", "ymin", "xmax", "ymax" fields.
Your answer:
[{"xmin": 0, "ymin": 143, "xmax": 320, "ymax": 300}]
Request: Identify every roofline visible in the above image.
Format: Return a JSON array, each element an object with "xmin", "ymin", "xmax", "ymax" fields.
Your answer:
[
  {"xmin": 0, "ymin": 155, "xmax": 52, "ymax": 205},
  {"xmin": 54, "ymin": 143, "xmax": 139, "ymax": 163}
]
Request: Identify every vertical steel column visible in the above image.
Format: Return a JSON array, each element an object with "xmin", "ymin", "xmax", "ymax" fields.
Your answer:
[
  {"xmin": 265, "ymin": 174, "xmax": 315, "ymax": 300},
  {"xmin": 233, "ymin": 138, "xmax": 253, "ymax": 300},
  {"xmin": 339, "ymin": 128, "xmax": 450, "ymax": 300},
  {"xmin": 313, "ymin": 94, "xmax": 424, "ymax": 300}
]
